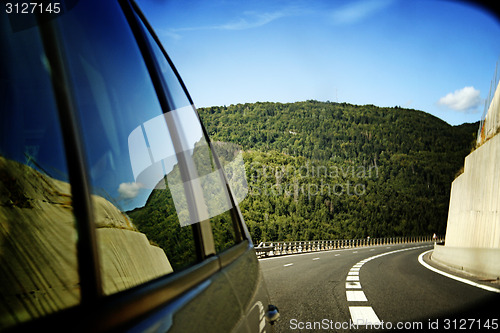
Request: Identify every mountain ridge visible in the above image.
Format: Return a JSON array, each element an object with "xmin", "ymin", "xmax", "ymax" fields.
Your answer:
[{"xmin": 197, "ymin": 100, "xmax": 478, "ymax": 242}]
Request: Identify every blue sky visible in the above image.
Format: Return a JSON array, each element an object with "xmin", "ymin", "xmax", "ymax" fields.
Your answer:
[{"xmin": 137, "ymin": 0, "xmax": 500, "ymax": 126}]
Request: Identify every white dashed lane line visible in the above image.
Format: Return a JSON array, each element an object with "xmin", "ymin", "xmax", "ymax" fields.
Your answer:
[
  {"xmin": 346, "ymin": 290, "xmax": 368, "ymax": 302},
  {"xmin": 345, "ymin": 245, "xmax": 431, "ymax": 325},
  {"xmin": 349, "ymin": 306, "xmax": 381, "ymax": 325},
  {"xmin": 283, "ymin": 263, "xmax": 294, "ymax": 267}
]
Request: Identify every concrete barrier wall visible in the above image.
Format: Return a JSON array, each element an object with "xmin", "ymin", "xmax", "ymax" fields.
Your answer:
[
  {"xmin": 432, "ymin": 244, "xmax": 500, "ymax": 280},
  {"xmin": 444, "ymin": 133, "xmax": 500, "ymax": 248}
]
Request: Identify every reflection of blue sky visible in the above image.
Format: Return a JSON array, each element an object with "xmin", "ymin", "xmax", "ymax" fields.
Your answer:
[
  {"xmin": 92, "ymin": 104, "xmax": 206, "ymax": 214},
  {"xmin": 56, "ymin": 0, "xmax": 173, "ymax": 213},
  {"xmin": 1, "ymin": 24, "xmax": 69, "ymax": 180}
]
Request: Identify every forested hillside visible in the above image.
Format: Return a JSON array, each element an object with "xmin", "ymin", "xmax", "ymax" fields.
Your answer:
[{"xmin": 198, "ymin": 101, "xmax": 478, "ymax": 242}]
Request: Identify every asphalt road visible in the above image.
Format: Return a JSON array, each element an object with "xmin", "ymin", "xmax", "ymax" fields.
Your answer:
[{"xmin": 259, "ymin": 243, "xmax": 500, "ymax": 332}]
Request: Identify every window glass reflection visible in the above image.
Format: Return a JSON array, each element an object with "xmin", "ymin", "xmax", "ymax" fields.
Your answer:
[
  {"xmin": 130, "ymin": 107, "xmax": 233, "ymax": 227},
  {"xmin": 56, "ymin": 0, "xmax": 198, "ymax": 295},
  {"xmin": 138, "ymin": 15, "xmax": 241, "ymax": 252},
  {"xmin": 0, "ymin": 14, "xmax": 79, "ymax": 329}
]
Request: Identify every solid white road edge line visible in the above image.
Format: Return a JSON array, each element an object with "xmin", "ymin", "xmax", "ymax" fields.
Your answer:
[{"xmin": 418, "ymin": 250, "xmax": 500, "ymax": 294}]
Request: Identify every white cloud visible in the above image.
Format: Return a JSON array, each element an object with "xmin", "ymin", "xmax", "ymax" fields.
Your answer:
[
  {"xmin": 118, "ymin": 182, "xmax": 142, "ymax": 199},
  {"xmin": 157, "ymin": 28, "xmax": 182, "ymax": 40},
  {"xmin": 217, "ymin": 11, "xmax": 289, "ymax": 30},
  {"xmin": 162, "ymin": 7, "xmax": 301, "ymax": 38},
  {"xmin": 331, "ymin": 0, "xmax": 395, "ymax": 25},
  {"xmin": 437, "ymin": 86, "xmax": 481, "ymax": 112}
]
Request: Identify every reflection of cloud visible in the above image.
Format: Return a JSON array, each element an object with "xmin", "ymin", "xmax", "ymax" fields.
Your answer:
[
  {"xmin": 331, "ymin": 0, "xmax": 395, "ymax": 25},
  {"xmin": 437, "ymin": 86, "xmax": 481, "ymax": 112},
  {"xmin": 118, "ymin": 182, "xmax": 142, "ymax": 199}
]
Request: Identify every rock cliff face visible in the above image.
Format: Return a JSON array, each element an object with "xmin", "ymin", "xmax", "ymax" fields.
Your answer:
[{"xmin": 0, "ymin": 156, "xmax": 172, "ymax": 328}]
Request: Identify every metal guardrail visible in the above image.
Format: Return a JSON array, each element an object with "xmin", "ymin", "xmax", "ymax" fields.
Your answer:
[{"xmin": 255, "ymin": 236, "xmax": 444, "ymax": 258}]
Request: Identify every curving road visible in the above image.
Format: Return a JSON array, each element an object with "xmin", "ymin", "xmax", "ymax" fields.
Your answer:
[{"xmin": 259, "ymin": 243, "xmax": 500, "ymax": 332}]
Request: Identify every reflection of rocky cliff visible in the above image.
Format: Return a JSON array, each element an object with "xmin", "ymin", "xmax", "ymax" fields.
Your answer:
[{"xmin": 0, "ymin": 156, "xmax": 171, "ymax": 329}]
